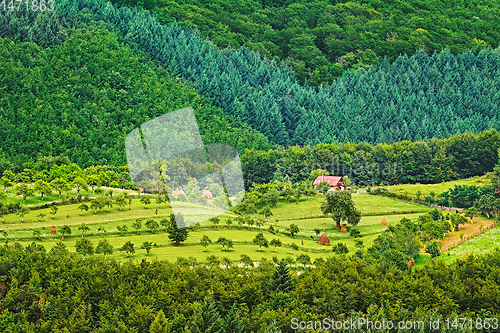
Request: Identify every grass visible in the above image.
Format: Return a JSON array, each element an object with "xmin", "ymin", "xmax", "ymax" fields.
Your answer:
[
  {"xmin": 269, "ymin": 193, "xmax": 430, "ymax": 221},
  {"xmin": 372, "ymin": 173, "xmax": 492, "ymax": 198},
  {"xmin": 438, "ymin": 224, "xmax": 500, "ymax": 263},
  {"xmin": 0, "ymin": 191, "xmax": 432, "ymax": 263}
]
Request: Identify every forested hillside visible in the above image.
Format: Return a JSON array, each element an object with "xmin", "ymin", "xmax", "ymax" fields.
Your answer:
[
  {"xmin": 0, "ymin": 24, "xmax": 272, "ymax": 168},
  {"xmin": 2, "ymin": 0, "xmax": 500, "ymax": 159},
  {"xmin": 111, "ymin": 0, "xmax": 500, "ymax": 86}
]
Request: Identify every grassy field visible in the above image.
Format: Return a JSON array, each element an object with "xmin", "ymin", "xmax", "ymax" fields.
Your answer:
[
  {"xmin": 270, "ymin": 193, "xmax": 430, "ymax": 221},
  {"xmin": 438, "ymin": 224, "xmax": 500, "ymax": 263},
  {"xmin": 1, "ymin": 192, "xmax": 428, "ymax": 263},
  {"xmin": 373, "ymin": 173, "xmax": 492, "ymax": 198},
  {"xmin": 9, "ymin": 190, "xmax": 482, "ymax": 264}
]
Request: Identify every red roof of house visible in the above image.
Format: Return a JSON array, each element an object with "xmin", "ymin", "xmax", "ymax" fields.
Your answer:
[{"xmin": 313, "ymin": 176, "xmax": 343, "ymax": 186}]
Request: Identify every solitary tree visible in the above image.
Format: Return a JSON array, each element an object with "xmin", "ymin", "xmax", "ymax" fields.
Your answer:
[
  {"xmin": 464, "ymin": 207, "xmax": 478, "ymax": 224},
  {"xmin": 76, "ymin": 238, "xmax": 94, "ymax": 259},
  {"xmin": 159, "ymin": 218, "xmax": 169, "ymax": 232},
  {"xmin": 78, "ymin": 223, "xmax": 90, "ymax": 238},
  {"xmin": 17, "ymin": 206, "xmax": 30, "ymax": 222},
  {"xmin": 132, "ymin": 219, "xmax": 142, "ymax": 234},
  {"xmin": 167, "ymin": 214, "xmax": 189, "ymax": 245},
  {"xmin": 98, "ymin": 226, "xmax": 106, "ymax": 237},
  {"xmin": 146, "ymin": 219, "xmax": 159, "ymax": 233},
  {"xmin": 296, "ymin": 253, "xmax": 311, "ymax": 268},
  {"xmin": 141, "ymin": 241, "xmax": 153, "ymax": 255},
  {"xmin": 288, "ymin": 224, "xmax": 300, "ymax": 237},
  {"xmin": 259, "ymin": 206, "xmax": 273, "ymax": 220},
  {"xmin": 50, "ymin": 205, "xmax": 58, "ymax": 218},
  {"xmin": 253, "ymin": 233, "xmax": 269, "ymax": 251},
  {"xmin": 321, "ymin": 191, "xmax": 361, "ymax": 229},
  {"xmin": 95, "ymin": 239, "xmax": 114, "ymax": 259},
  {"xmin": 270, "ymin": 238, "xmax": 282, "ymax": 252},
  {"xmin": 60, "ymin": 225, "xmax": 71, "ymax": 240},
  {"xmin": 34, "ymin": 180, "xmax": 52, "ymax": 200},
  {"xmin": 120, "ymin": 241, "xmax": 135, "ymax": 258},
  {"xmin": 115, "ymin": 193, "xmax": 126, "ymax": 210},
  {"xmin": 72, "ymin": 177, "xmax": 89, "ymax": 195},
  {"xmin": 210, "ymin": 216, "xmax": 220, "ymax": 230},
  {"xmin": 78, "ymin": 203, "xmax": 89, "ymax": 216},
  {"xmin": 290, "ymin": 243, "xmax": 299, "ymax": 254},
  {"xmin": 50, "ymin": 178, "xmax": 70, "ymax": 197},
  {"xmin": 117, "ymin": 225, "xmax": 128, "ymax": 236},
  {"xmin": 269, "ymin": 260, "xmax": 294, "ymax": 292},
  {"xmin": 16, "ymin": 183, "xmax": 33, "ymax": 203},
  {"xmin": 140, "ymin": 196, "xmax": 151, "ymax": 209},
  {"xmin": 200, "ymin": 235, "xmax": 212, "ymax": 252}
]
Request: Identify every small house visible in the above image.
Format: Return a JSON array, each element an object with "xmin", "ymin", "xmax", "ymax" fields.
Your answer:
[{"xmin": 313, "ymin": 176, "xmax": 348, "ymax": 192}]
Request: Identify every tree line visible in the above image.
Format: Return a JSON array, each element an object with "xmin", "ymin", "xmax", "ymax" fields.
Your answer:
[
  {"xmin": 0, "ymin": 239, "xmax": 500, "ymax": 331},
  {"xmin": 110, "ymin": 0, "xmax": 500, "ymax": 87},
  {"xmin": 2, "ymin": 0, "xmax": 500, "ymax": 150}
]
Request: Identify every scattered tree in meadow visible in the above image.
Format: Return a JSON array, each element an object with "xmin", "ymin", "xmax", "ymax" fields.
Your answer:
[
  {"xmin": 167, "ymin": 214, "xmax": 189, "ymax": 245},
  {"xmin": 140, "ymin": 196, "xmax": 151, "ymax": 209},
  {"xmin": 225, "ymin": 217, "xmax": 233, "ymax": 229},
  {"xmin": 141, "ymin": 241, "xmax": 153, "ymax": 255},
  {"xmin": 210, "ymin": 216, "xmax": 220, "ymax": 230},
  {"xmin": 451, "ymin": 213, "xmax": 467, "ymax": 231},
  {"xmin": 90, "ymin": 200, "xmax": 100, "ymax": 214},
  {"xmin": 296, "ymin": 253, "xmax": 311, "ymax": 268},
  {"xmin": 236, "ymin": 216, "xmax": 245, "ymax": 229},
  {"xmin": 95, "ymin": 239, "xmax": 114, "ymax": 259},
  {"xmin": 51, "ymin": 178, "xmax": 70, "ymax": 197},
  {"xmin": 259, "ymin": 206, "xmax": 273, "ymax": 220},
  {"xmin": 60, "ymin": 225, "xmax": 71, "ymax": 240},
  {"xmin": 117, "ymin": 225, "xmax": 128, "ymax": 236},
  {"xmin": 34, "ymin": 180, "xmax": 52, "ymax": 200},
  {"xmin": 78, "ymin": 203, "xmax": 89, "ymax": 216},
  {"xmin": 159, "ymin": 218, "xmax": 169, "ymax": 232},
  {"xmin": 98, "ymin": 226, "xmax": 106, "ymax": 237},
  {"xmin": 16, "ymin": 183, "xmax": 33, "ymax": 203},
  {"xmin": 76, "ymin": 238, "xmax": 94, "ymax": 259},
  {"xmin": 115, "ymin": 193, "xmax": 126, "ymax": 210},
  {"xmin": 72, "ymin": 177, "xmax": 89, "ymax": 194},
  {"xmin": 78, "ymin": 223, "xmax": 90, "ymax": 238},
  {"xmin": 464, "ymin": 207, "xmax": 478, "ymax": 223},
  {"xmin": 200, "ymin": 235, "xmax": 212, "ymax": 252},
  {"xmin": 120, "ymin": 241, "xmax": 135, "ymax": 258},
  {"xmin": 217, "ymin": 237, "xmax": 228, "ymax": 251},
  {"xmin": 240, "ymin": 254, "xmax": 253, "ymax": 268},
  {"xmin": 146, "ymin": 219, "xmax": 159, "ymax": 233},
  {"xmin": 290, "ymin": 243, "xmax": 299, "ymax": 254},
  {"xmin": 270, "ymin": 238, "xmax": 282, "ymax": 252},
  {"xmin": 17, "ymin": 206, "xmax": 30, "ymax": 222},
  {"xmin": 253, "ymin": 233, "xmax": 269, "ymax": 251},
  {"xmin": 321, "ymin": 191, "xmax": 361, "ymax": 229},
  {"xmin": 132, "ymin": 219, "xmax": 142, "ymax": 234},
  {"xmin": 288, "ymin": 224, "xmax": 299, "ymax": 237}
]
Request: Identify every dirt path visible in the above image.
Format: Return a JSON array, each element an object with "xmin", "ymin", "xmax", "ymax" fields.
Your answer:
[{"xmin": 437, "ymin": 216, "xmax": 497, "ymax": 253}]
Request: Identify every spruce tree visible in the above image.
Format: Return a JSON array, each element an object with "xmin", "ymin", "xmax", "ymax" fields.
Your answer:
[
  {"xmin": 149, "ymin": 309, "xmax": 169, "ymax": 333},
  {"xmin": 222, "ymin": 303, "xmax": 244, "ymax": 333},
  {"xmin": 269, "ymin": 260, "xmax": 294, "ymax": 293},
  {"xmin": 191, "ymin": 296, "xmax": 223, "ymax": 333}
]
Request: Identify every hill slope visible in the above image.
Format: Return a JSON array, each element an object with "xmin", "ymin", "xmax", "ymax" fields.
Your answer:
[
  {"xmin": 110, "ymin": 0, "xmax": 500, "ymax": 86},
  {"xmin": 0, "ymin": 26, "xmax": 273, "ymax": 168}
]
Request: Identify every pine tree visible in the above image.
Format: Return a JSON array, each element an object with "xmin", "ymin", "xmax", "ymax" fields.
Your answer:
[
  {"xmin": 269, "ymin": 260, "xmax": 294, "ymax": 293},
  {"xmin": 222, "ymin": 303, "xmax": 244, "ymax": 333},
  {"xmin": 149, "ymin": 309, "xmax": 169, "ymax": 333},
  {"xmin": 191, "ymin": 296, "xmax": 223, "ymax": 333}
]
